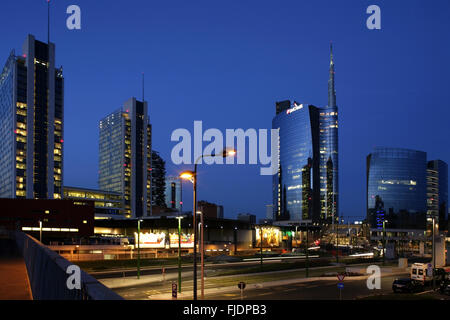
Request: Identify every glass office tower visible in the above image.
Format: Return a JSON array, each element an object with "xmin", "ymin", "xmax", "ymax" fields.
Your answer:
[
  {"xmin": 272, "ymin": 45, "xmax": 339, "ymax": 224},
  {"xmin": 427, "ymin": 160, "xmax": 448, "ymax": 231},
  {"xmin": 319, "ymin": 43, "xmax": 339, "ymax": 223},
  {"xmin": 367, "ymin": 147, "xmax": 428, "ymax": 229},
  {"xmin": 0, "ymin": 34, "xmax": 64, "ymax": 199},
  {"xmin": 99, "ymin": 97, "xmax": 152, "ymax": 218},
  {"xmin": 272, "ymin": 101, "xmax": 321, "ymax": 222}
]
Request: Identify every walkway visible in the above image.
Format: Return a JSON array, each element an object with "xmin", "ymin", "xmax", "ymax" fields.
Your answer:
[{"xmin": 0, "ymin": 238, "xmax": 33, "ymax": 300}]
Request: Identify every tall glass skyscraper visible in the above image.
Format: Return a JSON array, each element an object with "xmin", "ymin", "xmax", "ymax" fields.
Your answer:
[
  {"xmin": 272, "ymin": 45, "xmax": 339, "ymax": 223},
  {"xmin": 367, "ymin": 147, "xmax": 428, "ymax": 229},
  {"xmin": 99, "ymin": 97, "xmax": 152, "ymax": 218},
  {"xmin": 272, "ymin": 102, "xmax": 321, "ymax": 222},
  {"xmin": 427, "ymin": 160, "xmax": 448, "ymax": 231},
  {"xmin": 0, "ymin": 34, "xmax": 64, "ymax": 199},
  {"xmin": 319, "ymin": 43, "xmax": 339, "ymax": 222}
]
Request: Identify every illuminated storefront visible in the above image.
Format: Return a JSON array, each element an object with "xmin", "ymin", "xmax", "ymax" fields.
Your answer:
[{"xmin": 255, "ymin": 226, "xmax": 281, "ymax": 247}]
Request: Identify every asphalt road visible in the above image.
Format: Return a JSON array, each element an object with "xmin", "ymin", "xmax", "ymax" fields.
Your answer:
[
  {"xmin": 90, "ymin": 256, "xmax": 323, "ymax": 279},
  {"xmin": 207, "ymin": 274, "xmax": 404, "ymax": 300},
  {"xmin": 113, "ymin": 273, "xmax": 409, "ymax": 300}
]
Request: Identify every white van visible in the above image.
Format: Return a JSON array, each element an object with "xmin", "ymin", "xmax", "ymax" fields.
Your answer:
[{"xmin": 410, "ymin": 263, "xmax": 433, "ymax": 283}]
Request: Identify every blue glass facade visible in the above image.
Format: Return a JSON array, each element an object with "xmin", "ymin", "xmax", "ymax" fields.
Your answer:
[
  {"xmin": 367, "ymin": 147, "xmax": 428, "ymax": 229},
  {"xmin": 319, "ymin": 106, "xmax": 338, "ymax": 221},
  {"xmin": 272, "ymin": 101, "xmax": 321, "ymax": 222},
  {"xmin": 427, "ymin": 160, "xmax": 448, "ymax": 231}
]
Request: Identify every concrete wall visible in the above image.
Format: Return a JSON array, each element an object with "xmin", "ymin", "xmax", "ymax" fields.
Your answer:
[{"xmin": 13, "ymin": 231, "xmax": 122, "ymax": 300}]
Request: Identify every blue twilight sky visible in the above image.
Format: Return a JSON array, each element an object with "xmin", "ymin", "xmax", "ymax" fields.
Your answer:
[{"xmin": 1, "ymin": 0, "xmax": 449, "ymax": 221}]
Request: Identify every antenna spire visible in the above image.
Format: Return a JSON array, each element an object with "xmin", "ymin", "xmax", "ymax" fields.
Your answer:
[
  {"xmin": 142, "ymin": 72, "xmax": 145, "ymax": 101},
  {"xmin": 328, "ymin": 42, "xmax": 336, "ymax": 107},
  {"xmin": 47, "ymin": 0, "xmax": 50, "ymax": 44}
]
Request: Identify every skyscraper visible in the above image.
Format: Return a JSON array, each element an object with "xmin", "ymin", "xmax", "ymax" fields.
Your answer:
[
  {"xmin": 0, "ymin": 34, "xmax": 64, "ymax": 199},
  {"xmin": 99, "ymin": 97, "xmax": 152, "ymax": 218},
  {"xmin": 319, "ymin": 43, "xmax": 339, "ymax": 223},
  {"xmin": 165, "ymin": 176, "xmax": 181, "ymax": 211},
  {"xmin": 272, "ymin": 101, "xmax": 321, "ymax": 222},
  {"xmin": 367, "ymin": 147, "xmax": 428, "ymax": 229},
  {"xmin": 272, "ymin": 45, "xmax": 339, "ymax": 224},
  {"xmin": 427, "ymin": 160, "xmax": 448, "ymax": 231},
  {"xmin": 151, "ymin": 150, "xmax": 166, "ymax": 208}
]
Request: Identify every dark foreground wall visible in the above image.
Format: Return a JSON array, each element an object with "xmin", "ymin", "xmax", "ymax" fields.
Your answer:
[{"xmin": 12, "ymin": 231, "xmax": 122, "ymax": 300}]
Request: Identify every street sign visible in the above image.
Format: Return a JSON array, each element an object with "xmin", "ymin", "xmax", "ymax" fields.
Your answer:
[
  {"xmin": 337, "ymin": 283, "xmax": 344, "ymax": 289},
  {"xmin": 337, "ymin": 273, "xmax": 345, "ymax": 282},
  {"xmin": 238, "ymin": 282, "xmax": 246, "ymax": 290},
  {"xmin": 172, "ymin": 282, "xmax": 177, "ymax": 299}
]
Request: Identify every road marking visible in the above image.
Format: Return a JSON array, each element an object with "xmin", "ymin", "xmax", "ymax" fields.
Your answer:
[
  {"xmin": 258, "ymin": 292, "xmax": 273, "ymax": 296},
  {"xmin": 223, "ymin": 293, "xmax": 238, "ymax": 297},
  {"xmin": 415, "ymin": 290, "xmax": 433, "ymax": 295}
]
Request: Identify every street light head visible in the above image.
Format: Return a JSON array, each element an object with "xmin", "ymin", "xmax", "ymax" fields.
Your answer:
[
  {"xmin": 179, "ymin": 171, "xmax": 194, "ymax": 181},
  {"xmin": 223, "ymin": 148, "xmax": 237, "ymax": 158}
]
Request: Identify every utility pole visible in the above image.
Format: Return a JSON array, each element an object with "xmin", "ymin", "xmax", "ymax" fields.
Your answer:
[
  {"xmin": 137, "ymin": 219, "xmax": 142, "ymax": 279},
  {"xmin": 260, "ymin": 226, "xmax": 263, "ymax": 269},
  {"xmin": 432, "ymin": 216, "xmax": 436, "ymax": 291},
  {"xmin": 305, "ymin": 224, "xmax": 309, "ymax": 277}
]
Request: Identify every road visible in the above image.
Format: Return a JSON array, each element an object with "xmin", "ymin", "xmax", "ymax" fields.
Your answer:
[
  {"xmin": 89, "ymin": 255, "xmax": 322, "ymax": 279},
  {"xmin": 207, "ymin": 274, "xmax": 403, "ymax": 300},
  {"xmin": 113, "ymin": 273, "xmax": 408, "ymax": 300}
]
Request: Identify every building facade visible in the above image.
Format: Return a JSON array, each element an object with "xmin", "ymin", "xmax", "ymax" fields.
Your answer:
[
  {"xmin": 165, "ymin": 176, "xmax": 182, "ymax": 211},
  {"xmin": 367, "ymin": 147, "xmax": 428, "ymax": 230},
  {"xmin": 151, "ymin": 150, "xmax": 166, "ymax": 207},
  {"xmin": 0, "ymin": 34, "xmax": 64, "ymax": 199},
  {"xmin": 319, "ymin": 43, "xmax": 339, "ymax": 223},
  {"xmin": 272, "ymin": 101, "xmax": 321, "ymax": 222},
  {"xmin": 198, "ymin": 200, "xmax": 224, "ymax": 219},
  {"xmin": 427, "ymin": 160, "xmax": 448, "ymax": 231},
  {"xmin": 63, "ymin": 186, "xmax": 124, "ymax": 219},
  {"xmin": 272, "ymin": 45, "xmax": 339, "ymax": 224},
  {"xmin": 99, "ymin": 97, "xmax": 151, "ymax": 218}
]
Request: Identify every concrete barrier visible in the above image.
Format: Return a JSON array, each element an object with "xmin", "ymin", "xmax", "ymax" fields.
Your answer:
[{"xmin": 12, "ymin": 231, "xmax": 123, "ymax": 300}]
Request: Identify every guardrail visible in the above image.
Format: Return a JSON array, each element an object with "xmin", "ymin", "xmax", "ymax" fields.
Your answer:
[{"xmin": 12, "ymin": 231, "xmax": 123, "ymax": 300}]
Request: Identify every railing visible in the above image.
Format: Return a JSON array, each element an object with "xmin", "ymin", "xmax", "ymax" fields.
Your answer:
[{"xmin": 12, "ymin": 231, "xmax": 123, "ymax": 300}]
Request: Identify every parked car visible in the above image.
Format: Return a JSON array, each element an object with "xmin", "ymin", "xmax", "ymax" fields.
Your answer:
[
  {"xmin": 439, "ymin": 281, "xmax": 450, "ymax": 295},
  {"xmin": 392, "ymin": 278, "xmax": 424, "ymax": 293}
]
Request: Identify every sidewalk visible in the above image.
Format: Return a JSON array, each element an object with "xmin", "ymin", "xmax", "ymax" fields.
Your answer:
[{"xmin": 0, "ymin": 257, "xmax": 32, "ymax": 300}]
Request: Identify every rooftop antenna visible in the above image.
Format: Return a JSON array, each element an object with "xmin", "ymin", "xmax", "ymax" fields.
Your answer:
[
  {"xmin": 142, "ymin": 72, "xmax": 145, "ymax": 101},
  {"xmin": 47, "ymin": 0, "xmax": 50, "ymax": 44}
]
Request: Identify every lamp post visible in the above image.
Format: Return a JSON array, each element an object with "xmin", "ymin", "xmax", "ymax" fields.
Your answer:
[
  {"xmin": 432, "ymin": 215, "xmax": 436, "ymax": 291},
  {"xmin": 175, "ymin": 216, "xmax": 183, "ymax": 293},
  {"xmin": 305, "ymin": 223, "xmax": 309, "ymax": 278},
  {"xmin": 179, "ymin": 148, "xmax": 236, "ymax": 300},
  {"xmin": 39, "ymin": 220, "xmax": 42, "ymax": 243},
  {"xmin": 137, "ymin": 219, "xmax": 143, "ymax": 279},
  {"xmin": 382, "ymin": 219, "xmax": 387, "ymax": 266},
  {"xmin": 260, "ymin": 226, "xmax": 264, "ymax": 269}
]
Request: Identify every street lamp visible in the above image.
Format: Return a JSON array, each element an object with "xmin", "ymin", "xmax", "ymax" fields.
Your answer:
[
  {"xmin": 39, "ymin": 220, "xmax": 42, "ymax": 243},
  {"xmin": 137, "ymin": 219, "xmax": 143, "ymax": 279},
  {"xmin": 432, "ymin": 215, "xmax": 436, "ymax": 291},
  {"xmin": 382, "ymin": 219, "xmax": 388, "ymax": 266},
  {"xmin": 175, "ymin": 216, "xmax": 183, "ymax": 293},
  {"xmin": 179, "ymin": 148, "xmax": 236, "ymax": 300}
]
